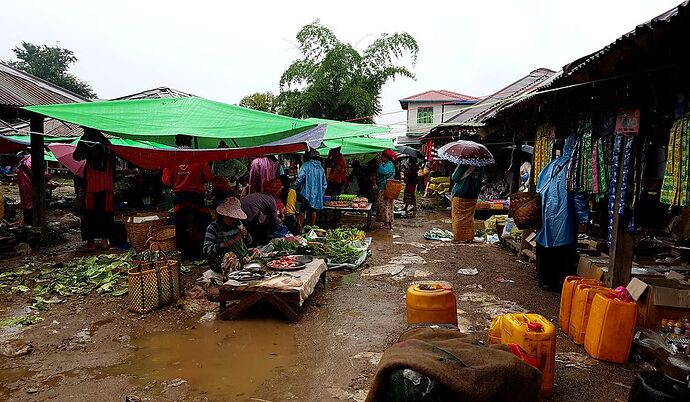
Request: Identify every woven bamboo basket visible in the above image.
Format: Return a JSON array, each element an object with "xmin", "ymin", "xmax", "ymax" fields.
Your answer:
[
  {"xmin": 384, "ymin": 179, "xmax": 404, "ymax": 200},
  {"xmin": 127, "ymin": 259, "xmax": 180, "ymax": 314},
  {"xmin": 509, "ymin": 192, "xmax": 542, "ymax": 229},
  {"xmin": 123, "ymin": 211, "xmax": 169, "ymax": 251},
  {"xmin": 148, "ymin": 225, "xmax": 176, "ymax": 252}
]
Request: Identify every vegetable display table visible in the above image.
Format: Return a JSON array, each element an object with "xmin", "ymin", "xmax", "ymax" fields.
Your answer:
[
  {"xmin": 321, "ymin": 203, "xmax": 373, "ymax": 230},
  {"xmin": 217, "ymin": 259, "xmax": 327, "ymax": 323}
]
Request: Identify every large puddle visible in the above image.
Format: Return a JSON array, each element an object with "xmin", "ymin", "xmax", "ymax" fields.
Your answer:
[{"xmin": 104, "ymin": 317, "xmax": 296, "ymax": 400}]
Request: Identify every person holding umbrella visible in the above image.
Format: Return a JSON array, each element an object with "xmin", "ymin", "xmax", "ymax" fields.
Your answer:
[
  {"xmin": 375, "ymin": 149, "xmax": 397, "ymax": 230},
  {"xmin": 450, "ymin": 163, "xmax": 482, "ymax": 243},
  {"xmin": 438, "ymin": 140, "xmax": 494, "ymax": 244}
]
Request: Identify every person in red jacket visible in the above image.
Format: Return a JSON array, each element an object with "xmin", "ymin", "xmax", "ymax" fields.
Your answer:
[{"xmin": 162, "ymin": 135, "xmax": 213, "ymax": 259}]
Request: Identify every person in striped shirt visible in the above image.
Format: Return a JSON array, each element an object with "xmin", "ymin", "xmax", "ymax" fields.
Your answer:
[{"xmin": 203, "ymin": 197, "xmax": 252, "ymax": 274}]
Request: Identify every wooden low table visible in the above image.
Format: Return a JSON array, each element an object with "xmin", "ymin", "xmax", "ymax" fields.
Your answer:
[
  {"xmin": 218, "ymin": 259, "xmax": 328, "ymax": 323},
  {"xmin": 321, "ymin": 203, "xmax": 373, "ymax": 230}
]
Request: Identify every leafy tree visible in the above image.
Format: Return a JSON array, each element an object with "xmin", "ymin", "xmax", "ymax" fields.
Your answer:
[
  {"xmin": 4, "ymin": 41, "xmax": 97, "ymax": 99},
  {"xmin": 239, "ymin": 91, "xmax": 277, "ymax": 113},
  {"xmin": 277, "ymin": 22, "xmax": 418, "ymax": 123}
]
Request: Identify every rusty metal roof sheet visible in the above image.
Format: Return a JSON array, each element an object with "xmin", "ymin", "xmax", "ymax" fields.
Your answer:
[
  {"xmin": 547, "ymin": 0, "xmax": 689, "ymax": 87},
  {"xmin": 0, "ymin": 62, "xmax": 87, "ymax": 107},
  {"xmin": 0, "ymin": 117, "xmax": 84, "ymax": 138}
]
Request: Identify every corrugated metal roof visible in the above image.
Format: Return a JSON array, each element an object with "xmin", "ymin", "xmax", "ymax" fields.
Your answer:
[
  {"xmin": 111, "ymin": 87, "xmax": 195, "ymax": 100},
  {"xmin": 443, "ymin": 68, "xmax": 557, "ymax": 126},
  {"xmin": 0, "ymin": 118, "xmax": 85, "ymax": 138},
  {"xmin": 547, "ymin": 0, "xmax": 689, "ymax": 87},
  {"xmin": 0, "ymin": 62, "xmax": 87, "ymax": 107}
]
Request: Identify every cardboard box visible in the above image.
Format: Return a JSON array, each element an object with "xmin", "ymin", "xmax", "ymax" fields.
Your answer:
[
  {"xmin": 627, "ymin": 277, "xmax": 690, "ymax": 329},
  {"xmin": 576, "ymin": 255, "xmax": 609, "ymax": 281}
]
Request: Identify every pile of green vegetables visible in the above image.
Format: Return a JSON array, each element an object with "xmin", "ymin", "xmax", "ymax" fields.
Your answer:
[
  {"xmin": 324, "ymin": 239, "xmax": 363, "ymax": 264},
  {"xmin": 326, "ymin": 227, "xmax": 365, "ymax": 242},
  {"xmin": 0, "ymin": 251, "xmax": 135, "ymax": 311},
  {"xmin": 272, "ymin": 239, "xmax": 299, "ymax": 253},
  {"xmin": 298, "ymin": 242, "xmax": 328, "ymax": 257}
]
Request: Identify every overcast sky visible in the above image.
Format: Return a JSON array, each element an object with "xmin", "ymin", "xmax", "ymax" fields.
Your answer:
[{"xmin": 0, "ymin": 0, "xmax": 682, "ymax": 134}]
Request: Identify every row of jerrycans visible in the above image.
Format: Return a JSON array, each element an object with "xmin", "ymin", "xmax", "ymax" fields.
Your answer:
[{"xmin": 559, "ymin": 276, "xmax": 638, "ymax": 363}]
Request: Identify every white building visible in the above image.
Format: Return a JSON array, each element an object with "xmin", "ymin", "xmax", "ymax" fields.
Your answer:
[{"xmin": 397, "ymin": 89, "xmax": 479, "ymax": 145}]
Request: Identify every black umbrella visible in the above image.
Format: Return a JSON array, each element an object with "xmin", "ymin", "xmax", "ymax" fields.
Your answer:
[{"xmin": 395, "ymin": 145, "xmax": 424, "ymax": 159}]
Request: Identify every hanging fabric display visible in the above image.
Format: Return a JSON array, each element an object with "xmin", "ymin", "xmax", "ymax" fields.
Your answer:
[
  {"xmin": 532, "ymin": 124, "xmax": 555, "ymax": 185},
  {"xmin": 594, "ymin": 137, "xmax": 609, "ymax": 201},
  {"xmin": 607, "ymin": 109, "xmax": 641, "ymax": 246},
  {"xmin": 660, "ymin": 116, "xmax": 690, "ymax": 207},
  {"xmin": 592, "ymin": 139, "xmax": 600, "ymax": 194},
  {"xmin": 578, "ymin": 116, "xmax": 593, "ymax": 193},
  {"xmin": 566, "ymin": 136, "xmax": 581, "ymax": 191},
  {"xmin": 607, "ymin": 135, "xmax": 623, "ymax": 246},
  {"xmin": 593, "ymin": 112, "xmax": 615, "ymax": 201}
]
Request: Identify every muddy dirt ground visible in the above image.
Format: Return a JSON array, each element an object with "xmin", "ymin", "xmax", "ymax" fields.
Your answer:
[{"xmin": 1, "ymin": 209, "xmax": 640, "ymax": 402}]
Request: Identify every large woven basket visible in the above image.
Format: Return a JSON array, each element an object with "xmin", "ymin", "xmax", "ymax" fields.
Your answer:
[
  {"xmin": 384, "ymin": 179, "xmax": 404, "ymax": 200},
  {"xmin": 148, "ymin": 225, "xmax": 176, "ymax": 252},
  {"xmin": 127, "ymin": 259, "xmax": 180, "ymax": 314},
  {"xmin": 123, "ymin": 211, "xmax": 169, "ymax": 251},
  {"xmin": 509, "ymin": 192, "xmax": 542, "ymax": 230}
]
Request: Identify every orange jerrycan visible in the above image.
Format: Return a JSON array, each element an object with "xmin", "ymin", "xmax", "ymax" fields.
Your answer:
[
  {"xmin": 568, "ymin": 284, "xmax": 614, "ymax": 344},
  {"xmin": 584, "ymin": 293, "xmax": 637, "ymax": 363},
  {"xmin": 488, "ymin": 315, "xmax": 503, "ymax": 344},
  {"xmin": 501, "ymin": 313, "xmax": 556, "ymax": 397},
  {"xmin": 559, "ymin": 276, "xmax": 603, "ymax": 332},
  {"xmin": 406, "ymin": 282, "xmax": 457, "ymax": 326}
]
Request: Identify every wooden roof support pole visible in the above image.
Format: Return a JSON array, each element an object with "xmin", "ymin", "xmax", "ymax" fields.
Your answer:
[
  {"xmin": 30, "ymin": 115, "xmax": 47, "ymax": 244},
  {"xmin": 510, "ymin": 137, "xmax": 522, "ymax": 194},
  {"xmin": 607, "ymin": 136, "xmax": 633, "ymax": 288}
]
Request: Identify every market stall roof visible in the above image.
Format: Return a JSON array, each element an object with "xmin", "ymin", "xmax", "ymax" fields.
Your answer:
[
  {"xmin": 0, "ymin": 62, "xmax": 87, "ymax": 107},
  {"xmin": 305, "ymin": 118, "xmax": 391, "ymax": 140},
  {"xmin": 422, "ymin": 68, "xmax": 557, "ymax": 141},
  {"xmin": 23, "ymin": 97, "xmax": 319, "ymax": 148},
  {"xmin": 318, "ymin": 136, "xmax": 394, "ymax": 157},
  {"xmin": 545, "ymin": 0, "xmax": 689, "ymax": 88}
]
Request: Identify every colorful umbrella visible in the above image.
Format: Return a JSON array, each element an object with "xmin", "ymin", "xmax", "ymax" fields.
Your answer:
[
  {"xmin": 438, "ymin": 140, "xmax": 495, "ymax": 166},
  {"xmin": 47, "ymin": 143, "xmax": 86, "ymax": 177}
]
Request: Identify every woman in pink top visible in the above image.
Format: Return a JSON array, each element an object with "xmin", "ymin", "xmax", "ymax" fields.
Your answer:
[{"xmin": 248, "ymin": 156, "xmax": 276, "ymax": 193}]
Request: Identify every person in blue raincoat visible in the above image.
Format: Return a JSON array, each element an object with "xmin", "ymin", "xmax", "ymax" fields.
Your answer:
[
  {"xmin": 535, "ymin": 135, "xmax": 589, "ymax": 291},
  {"xmin": 294, "ymin": 149, "xmax": 327, "ymax": 226}
]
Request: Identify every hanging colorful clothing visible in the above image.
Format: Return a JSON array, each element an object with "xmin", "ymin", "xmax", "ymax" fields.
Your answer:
[
  {"xmin": 533, "ymin": 124, "xmax": 555, "ymax": 185},
  {"xmin": 661, "ymin": 117, "xmax": 690, "ymax": 206}
]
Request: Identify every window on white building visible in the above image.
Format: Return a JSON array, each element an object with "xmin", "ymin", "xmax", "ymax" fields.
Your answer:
[{"xmin": 416, "ymin": 107, "xmax": 433, "ymax": 124}]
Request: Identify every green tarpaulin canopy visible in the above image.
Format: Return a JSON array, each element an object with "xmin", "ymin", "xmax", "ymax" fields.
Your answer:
[
  {"xmin": 305, "ymin": 118, "xmax": 390, "ymax": 141},
  {"xmin": 24, "ymin": 97, "xmax": 318, "ymax": 148},
  {"xmin": 318, "ymin": 136, "xmax": 395, "ymax": 157}
]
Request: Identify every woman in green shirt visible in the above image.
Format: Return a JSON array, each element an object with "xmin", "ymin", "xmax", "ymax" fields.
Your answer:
[{"xmin": 451, "ymin": 164, "xmax": 482, "ymax": 243}]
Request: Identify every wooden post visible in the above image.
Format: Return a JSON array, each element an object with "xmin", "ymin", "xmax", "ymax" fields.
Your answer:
[
  {"xmin": 607, "ymin": 136, "xmax": 634, "ymax": 288},
  {"xmin": 510, "ymin": 139, "xmax": 522, "ymax": 193},
  {"xmin": 30, "ymin": 115, "xmax": 47, "ymax": 242}
]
